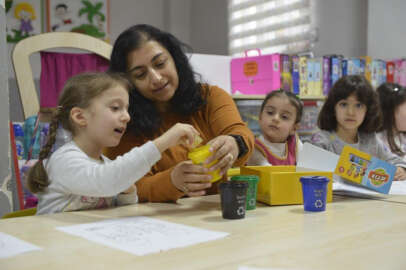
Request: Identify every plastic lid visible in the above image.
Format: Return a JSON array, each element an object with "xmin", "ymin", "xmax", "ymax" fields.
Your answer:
[
  {"xmin": 227, "ymin": 167, "xmax": 241, "ymax": 177},
  {"xmin": 220, "ymin": 180, "xmax": 249, "ymax": 190},
  {"xmin": 300, "ymin": 176, "xmax": 329, "ymax": 184},
  {"xmin": 230, "ymin": 175, "xmax": 259, "ymax": 182}
]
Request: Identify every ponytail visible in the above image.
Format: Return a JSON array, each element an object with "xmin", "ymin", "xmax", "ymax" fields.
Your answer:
[{"xmin": 27, "ymin": 107, "xmax": 62, "ymax": 193}]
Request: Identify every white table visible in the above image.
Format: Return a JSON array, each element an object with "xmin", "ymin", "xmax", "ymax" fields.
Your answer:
[{"xmin": 1, "ymin": 194, "xmax": 406, "ymax": 270}]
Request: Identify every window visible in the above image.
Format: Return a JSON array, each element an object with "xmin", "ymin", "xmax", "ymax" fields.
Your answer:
[{"xmin": 228, "ymin": 0, "xmax": 314, "ymax": 56}]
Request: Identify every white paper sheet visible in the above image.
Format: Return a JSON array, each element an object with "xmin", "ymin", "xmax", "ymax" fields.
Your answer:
[
  {"xmin": 239, "ymin": 267, "xmax": 276, "ymax": 270},
  {"xmin": 0, "ymin": 232, "xmax": 42, "ymax": 258},
  {"xmin": 57, "ymin": 216, "xmax": 229, "ymax": 256},
  {"xmin": 239, "ymin": 267, "xmax": 298, "ymax": 270},
  {"xmin": 334, "ymin": 180, "xmax": 406, "ymax": 196},
  {"xmin": 297, "ymin": 142, "xmax": 340, "ymax": 172}
]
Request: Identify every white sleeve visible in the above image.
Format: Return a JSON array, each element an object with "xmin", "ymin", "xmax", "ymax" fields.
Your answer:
[
  {"xmin": 116, "ymin": 192, "xmax": 138, "ymax": 206},
  {"xmin": 47, "ymin": 141, "xmax": 161, "ymax": 197},
  {"xmin": 375, "ymin": 137, "xmax": 406, "ymax": 168}
]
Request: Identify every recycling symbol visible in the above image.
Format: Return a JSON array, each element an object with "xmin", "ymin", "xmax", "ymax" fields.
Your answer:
[
  {"xmin": 248, "ymin": 198, "xmax": 256, "ymax": 206},
  {"xmin": 237, "ymin": 206, "xmax": 245, "ymax": 216},
  {"xmin": 314, "ymin": 199, "xmax": 323, "ymax": 208}
]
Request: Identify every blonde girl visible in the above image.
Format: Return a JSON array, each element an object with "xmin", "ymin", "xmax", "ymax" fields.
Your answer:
[{"xmin": 28, "ymin": 72, "xmax": 200, "ymax": 214}]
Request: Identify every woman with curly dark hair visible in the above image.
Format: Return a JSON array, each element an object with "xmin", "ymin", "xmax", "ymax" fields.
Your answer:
[
  {"xmin": 310, "ymin": 75, "xmax": 406, "ymax": 180},
  {"xmin": 105, "ymin": 24, "xmax": 254, "ymax": 202}
]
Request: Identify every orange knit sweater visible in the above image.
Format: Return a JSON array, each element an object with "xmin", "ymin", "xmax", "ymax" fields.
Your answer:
[{"xmin": 105, "ymin": 85, "xmax": 254, "ymax": 202}]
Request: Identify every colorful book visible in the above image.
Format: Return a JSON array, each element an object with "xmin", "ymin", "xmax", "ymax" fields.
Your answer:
[
  {"xmin": 360, "ymin": 56, "xmax": 372, "ymax": 82},
  {"xmin": 394, "ymin": 59, "xmax": 404, "ymax": 85},
  {"xmin": 342, "ymin": 59, "xmax": 348, "ymax": 77},
  {"xmin": 347, "ymin": 58, "xmax": 355, "ymax": 75},
  {"xmin": 280, "ymin": 54, "xmax": 292, "ymax": 92},
  {"xmin": 306, "ymin": 58, "xmax": 315, "ymax": 96},
  {"xmin": 359, "ymin": 58, "xmax": 366, "ymax": 75},
  {"xmin": 386, "ymin": 61, "xmax": 395, "ymax": 83},
  {"xmin": 399, "ymin": 59, "xmax": 406, "ymax": 87},
  {"xmin": 378, "ymin": 60, "xmax": 387, "ymax": 87},
  {"xmin": 291, "ymin": 55, "xmax": 300, "ymax": 95},
  {"xmin": 313, "ymin": 57, "xmax": 323, "ymax": 97},
  {"xmin": 331, "ymin": 55, "xmax": 342, "ymax": 87},
  {"xmin": 299, "ymin": 56, "xmax": 308, "ymax": 96},
  {"xmin": 371, "ymin": 59, "xmax": 380, "ymax": 88},
  {"xmin": 322, "ymin": 56, "xmax": 331, "ymax": 96}
]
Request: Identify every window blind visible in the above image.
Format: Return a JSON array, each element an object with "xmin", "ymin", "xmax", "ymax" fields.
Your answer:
[{"xmin": 228, "ymin": 0, "xmax": 313, "ymax": 56}]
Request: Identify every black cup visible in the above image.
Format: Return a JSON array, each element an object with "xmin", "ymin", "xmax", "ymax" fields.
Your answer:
[{"xmin": 219, "ymin": 181, "xmax": 248, "ymax": 219}]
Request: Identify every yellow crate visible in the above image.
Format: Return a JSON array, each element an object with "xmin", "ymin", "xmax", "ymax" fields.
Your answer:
[{"xmin": 240, "ymin": 166, "xmax": 333, "ymax": 206}]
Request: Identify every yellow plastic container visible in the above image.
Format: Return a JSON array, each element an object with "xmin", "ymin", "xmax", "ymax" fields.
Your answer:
[
  {"xmin": 227, "ymin": 167, "xmax": 240, "ymax": 178},
  {"xmin": 188, "ymin": 145, "xmax": 222, "ymax": 183},
  {"xmin": 241, "ymin": 166, "xmax": 333, "ymax": 206}
]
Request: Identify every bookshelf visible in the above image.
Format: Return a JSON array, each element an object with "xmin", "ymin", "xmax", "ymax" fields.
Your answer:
[
  {"xmin": 232, "ymin": 95, "xmax": 265, "ymax": 100},
  {"xmin": 232, "ymin": 94, "xmax": 325, "ymax": 100},
  {"xmin": 232, "ymin": 94, "xmax": 324, "ymax": 141}
]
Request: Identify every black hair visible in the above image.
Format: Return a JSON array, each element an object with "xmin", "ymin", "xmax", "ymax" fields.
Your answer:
[
  {"xmin": 260, "ymin": 89, "xmax": 303, "ymax": 123},
  {"xmin": 55, "ymin": 4, "xmax": 67, "ymax": 10},
  {"xmin": 318, "ymin": 75, "xmax": 382, "ymax": 133},
  {"xmin": 377, "ymin": 82, "xmax": 406, "ymax": 155},
  {"xmin": 109, "ymin": 24, "xmax": 206, "ymax": 138}
]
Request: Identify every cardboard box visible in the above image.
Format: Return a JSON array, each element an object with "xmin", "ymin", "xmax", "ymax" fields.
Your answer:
[
  {"xmin": 240, "ymin": 166, "xmax": 333, "ymax": 206},
  {"xmin": 334, "ymin": 145, "xmax": 395, "ymax": 194}
]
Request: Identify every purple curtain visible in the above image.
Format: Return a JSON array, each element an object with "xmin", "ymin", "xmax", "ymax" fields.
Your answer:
[{"xmin": 39, "ymin": 52, "xmax": 109, "ymax": 108}]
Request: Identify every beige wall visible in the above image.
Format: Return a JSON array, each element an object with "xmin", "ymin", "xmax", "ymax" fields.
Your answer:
[
  {"xmin": 7, "ymin": 0, "xmax": 229, "ymax": 122},
  {"xmin": 368, "ymin": 0, "xmax": 406, "ymax": 59}
]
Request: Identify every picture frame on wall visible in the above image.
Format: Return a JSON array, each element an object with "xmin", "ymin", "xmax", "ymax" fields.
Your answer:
[
  {"xmin": 6, "ymin": 0, "xmax": 44, "ymax": 43},
  {"xmin": 46, "ymin": 0, "xmax": 110, "ymax": 42}
]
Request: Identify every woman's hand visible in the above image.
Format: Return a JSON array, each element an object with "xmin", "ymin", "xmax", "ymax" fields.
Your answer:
[
  {"xmin": 394, "ymin": 167, "xmax": 406, "ymax": 181},
  {"xmin": 170, "ymin": 161, "xmax": 212, "ymax": 196},
  {"xmin": 205, "ymin": 135, "xmax": 239, "ymax": 175}
]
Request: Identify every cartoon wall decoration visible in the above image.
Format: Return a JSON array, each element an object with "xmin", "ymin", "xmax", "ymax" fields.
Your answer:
[
  {"xmin": 46, "ymin": 0, "xmax": 110, "ymax": 41},
  {"xmin": 6, "ymin": 0, "xmax": 43, "ymax": 43}
]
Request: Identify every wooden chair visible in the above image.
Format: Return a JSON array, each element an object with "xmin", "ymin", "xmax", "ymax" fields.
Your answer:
[
  {"xmin": 2, "ymin": 207, "xmax": 37, "ymax": 219},
  {"xmin": 8, "ymin": 33, "xmax": 112, "ymax": 215},
  {"xmin": 12, "ymin": 32, "xmax": 112, "ymax": 120}
]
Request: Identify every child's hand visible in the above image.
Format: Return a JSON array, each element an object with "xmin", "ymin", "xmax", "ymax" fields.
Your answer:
[
  {"xmin": 154, "ymin": 123, "xmax": 200, "ymax": 153},
  {"xmin": 121, "ymin": 184, "xmax": 136, "ymax": 194},
  {"xmin": 394, "ymin": 167, "xmax": 406, "ymax": 181}
]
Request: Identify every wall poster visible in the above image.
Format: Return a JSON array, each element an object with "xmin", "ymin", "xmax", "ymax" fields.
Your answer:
[{"xmin": 46, "ymin": 0, "xmax": 109, "ymax": 41}]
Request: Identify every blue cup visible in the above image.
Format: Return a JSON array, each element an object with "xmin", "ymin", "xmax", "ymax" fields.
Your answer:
[{"xmin": 300, "ymin": 176, "xmax": 330, "ymax": 212}]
